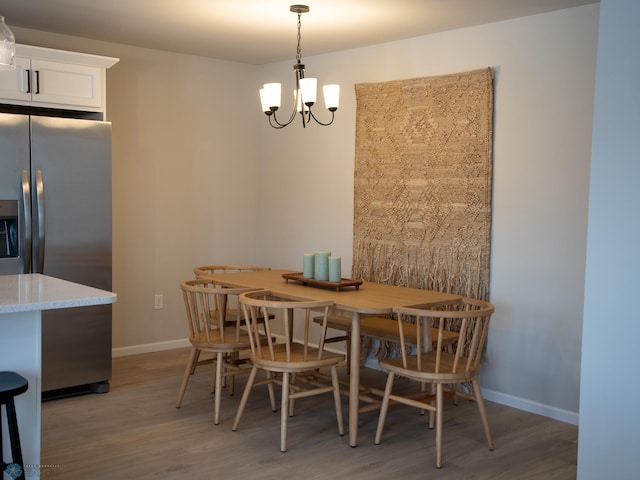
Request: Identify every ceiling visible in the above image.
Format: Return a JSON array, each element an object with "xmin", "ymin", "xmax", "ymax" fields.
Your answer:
[{"xmin": 0, "ymin": 0, "xmax": 597, "ymax": 65}]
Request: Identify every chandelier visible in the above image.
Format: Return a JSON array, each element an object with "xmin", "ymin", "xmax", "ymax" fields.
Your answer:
[
  {"xmin": 259, "ymin": 5, "xmax": 339, "ymax": 129},
  {"xmin": 0, "ymin": 16, "xmax": 16, "ymax": 70}
]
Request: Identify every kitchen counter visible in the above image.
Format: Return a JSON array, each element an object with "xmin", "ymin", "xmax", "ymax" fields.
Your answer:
[
  {"xmin": 0, "ymin": 273, "xmax": 117, "ymax": 313},
  {"xmin": 0, "ymin": 274, "xmax": 116, "ymax": 479}
]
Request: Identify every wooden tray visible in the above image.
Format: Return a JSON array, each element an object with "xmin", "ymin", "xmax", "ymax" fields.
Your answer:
[{"xmin": 281, "ymin": 272, "xmax": 363, "ymax": 291}]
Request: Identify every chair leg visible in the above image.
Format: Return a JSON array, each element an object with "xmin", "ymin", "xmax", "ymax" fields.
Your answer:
[
  {"xmin": 232, "ymin": 365, "xmax": 258, "ymax": 431},
  {"xmin": 0, "ymin": 414, "xmax": 4, "ymax": 472},
  {"xmin": 6, "ymin": 398, "xmax": 25, "ymax": 480},
  {"xmin": 346, "ymin": 332, "xmax": 352, "ymax": 375},
  {"xmin": 374, "ymin": 372, "xmax": 395, "ymax": 444},
  {"xmin": 229, "ymin": 352, "xmax": 239, "ymax": 396},
  {"xmin": 330, "ymin": 365, "xmax": 344, "ymax": 436},
  {"xmin": 428, "ymin": 383, "xmax": 436, "ymax": 429},
  {"xmin": 211, "ymin": 360, "xmax": 217, "ymax": 393},
  {"xmin": 471, "ymin": 379, "xmax": 494, "ymax": 451},
  {"xmin": 213, "ymin": 352, "xmax": 224, "ymax": 425},
  {"xmin": 281, "ymin": 372, "xmax": 290, "ymax": 452},
  {"xmin": 176, "ymin": 347, "xmax": 198, "ymax": 408},
  {"xmin": 266, "ymin": 371, "xmax": 277, "ymax": 412},
  {"xmin": 190, "ymin": 349, "xmax": 201, "ymax": 375},
  {"xmin": 452, "ymin": 382, "xmax": 460, "ymax": 406},
  {"xmin": 289, "ymin": 373, "xmax": 296, "ymax": 417},
  {"xmin": 435, "ymin": 383, "xmax": 444, "ymax": 469},
  {"xmin": 419, "ymin": 381, "xmax": 426, "ymax": 417}
]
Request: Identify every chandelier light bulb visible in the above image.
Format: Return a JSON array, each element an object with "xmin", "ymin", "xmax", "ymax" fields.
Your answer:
[
  {"xmin": 261, "ymin": 83, "xmax": 282, "ymax": 111},
  {"xmin": 323, "ymin": 84, "xmax": 340, "ymax": 111},
  {"xmin": 299, "ymin": 77, "xmax": 317, "ymax": 106}
]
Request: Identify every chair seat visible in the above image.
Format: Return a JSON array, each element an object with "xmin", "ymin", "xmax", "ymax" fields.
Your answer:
[
  {"xmin": 0, "ymin": 371, "xmax": 29, "ymax": 401},
  {"xmin": 190, "ymin": 330, "xmax": 253, "ymax": 351},
  {"xmin": 317, "ymin": 314, "xmax": 460, "ymax": 346},
  {"xmin": 380, "ymin": 351, "xmax": 479, "ymax": 384},
  {"xmin": 251, "ymin": 343, "xmax": 344, "ymax": 373}
]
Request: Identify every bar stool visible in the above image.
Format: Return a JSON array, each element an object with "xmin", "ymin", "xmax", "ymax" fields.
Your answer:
[{"xmin": 1, "ymin": 371, "xmax": 28, "ymax": 480}]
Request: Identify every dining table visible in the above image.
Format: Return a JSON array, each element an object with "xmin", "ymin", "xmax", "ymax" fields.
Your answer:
[{"xmin": 203, "ymin": 268, "xmax": 461, "ymax": 447}]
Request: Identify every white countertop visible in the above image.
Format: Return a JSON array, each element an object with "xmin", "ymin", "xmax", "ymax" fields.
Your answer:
[{"xmin": 0, "ymin": 274, "xmax": 117, "ymax": 314}]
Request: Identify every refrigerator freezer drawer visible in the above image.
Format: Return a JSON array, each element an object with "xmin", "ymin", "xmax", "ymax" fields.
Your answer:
[{"xmin": 41, "ymin": 303, "xmax": 112, "ymax": 392}]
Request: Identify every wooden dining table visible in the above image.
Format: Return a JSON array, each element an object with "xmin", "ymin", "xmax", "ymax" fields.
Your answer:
[{"xmin": 203, "ymin": 268, "xmax": 461, "ymax": 447}]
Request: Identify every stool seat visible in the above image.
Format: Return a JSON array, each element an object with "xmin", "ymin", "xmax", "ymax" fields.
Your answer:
[{"xmin": 0, "ymin": 372, "xmax": 29, "ymax": 400}]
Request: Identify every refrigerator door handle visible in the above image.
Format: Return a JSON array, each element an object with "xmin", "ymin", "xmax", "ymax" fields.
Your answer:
[
  {"xmin": 20, "ymin": 169, "xmax": 32, "ymax": 274},
  {"xmin": 35, "ymin": 169, "xmax": 46, "ymax": 274}
]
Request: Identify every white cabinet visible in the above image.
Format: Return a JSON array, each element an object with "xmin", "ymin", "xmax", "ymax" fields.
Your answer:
[
  {"xmin": 0, "ymin": 58, "xmax": 102, "ymax": 107},
  {"xmin": 0, "ymin": 44, "xmax": 119, "ymax": 114}
]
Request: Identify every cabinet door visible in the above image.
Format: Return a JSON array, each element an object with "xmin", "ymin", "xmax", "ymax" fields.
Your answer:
[
  {"xmin": 0, "ymin": 57, "xmax": 32, "ymax": 102},
  {"xmin": 31, "ymin": 59, "xmax": 102, "ymax": 108}
]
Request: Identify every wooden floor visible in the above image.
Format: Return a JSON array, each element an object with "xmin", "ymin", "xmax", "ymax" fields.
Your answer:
[{"xmin": 41, "ymin": 348, "xmax": 577, "ymax": 479}]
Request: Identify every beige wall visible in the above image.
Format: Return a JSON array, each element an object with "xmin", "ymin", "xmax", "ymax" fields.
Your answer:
[{"xmin": 10, "ymin": 2, "xmax": 599, "ymax": 423}]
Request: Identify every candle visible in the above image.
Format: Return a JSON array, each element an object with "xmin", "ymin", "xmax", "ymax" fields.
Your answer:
[
  {"xmin": 314, "ymin": 250, "xmax": 331, "ymax": 281},
  {"xmin": 329, "ymin": 256, "xmax": 342, "ymax": 282},
  {"xmin": 302, "ymin": 253, "xmax": 315, "ymax": 278}
]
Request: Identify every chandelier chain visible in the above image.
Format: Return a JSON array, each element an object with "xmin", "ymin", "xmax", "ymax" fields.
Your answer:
[{"xmin": 296, "ymin": 11, "xmax": 302, "ymax": 65}]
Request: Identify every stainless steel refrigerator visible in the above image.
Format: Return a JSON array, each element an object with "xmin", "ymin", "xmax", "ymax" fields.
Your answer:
[{"xmin": 0, "ymin": 112, "xmax": 112, "ymax": 396}]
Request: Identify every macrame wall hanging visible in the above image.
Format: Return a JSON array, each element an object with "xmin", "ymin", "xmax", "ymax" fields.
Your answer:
[{"xmin": 352, "ymin": 67, "xmax": 494, "ymax": 361}]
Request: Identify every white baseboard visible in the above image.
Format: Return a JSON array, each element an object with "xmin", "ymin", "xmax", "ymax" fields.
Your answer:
[
  {"xmin": 112, "ymin": 338, "xmax": 190, "ymax": 358},
  {"xmin": 480, "ymin": 388, "xmax": 579, "ymax": 425}
]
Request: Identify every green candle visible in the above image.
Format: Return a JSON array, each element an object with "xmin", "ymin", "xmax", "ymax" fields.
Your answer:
[
  {"xmin": 314, "ymin": 250, "xmax": 331, "ymax": 281},
  {"xmin": 329, "ymin": 256, "xmax": 342, "ymax": 282},
  {"xmin": 303, "ymin": 253, "xmax": 315, "ymax": 278}
]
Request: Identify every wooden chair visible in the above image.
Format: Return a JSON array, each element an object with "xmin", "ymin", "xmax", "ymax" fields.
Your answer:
[
  {"xmin": 192, "ymin": 264, "xmax": 274, "ymax": 377},
  {"xmin": 176, "ymin": 279, "xmax": 260, "ymax": 425},
  {"xmin": 193, "ymin": 264, "xmax": 272, "ymax": 325},
  {"xmin": 374, "ymin": 298, "xmax": 495, "ymax": 468},
  {"xmin": 232, "ymin": 290, "xmax": 345, "ymax": 452}
]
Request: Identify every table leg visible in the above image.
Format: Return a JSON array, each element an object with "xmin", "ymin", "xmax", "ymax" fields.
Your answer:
[{"xmin": 349, "ymin": 311, "xmax": 360, "ymax": 447}]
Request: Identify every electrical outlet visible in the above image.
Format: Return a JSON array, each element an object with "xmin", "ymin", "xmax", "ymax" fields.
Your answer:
[{"xmin": 154, "ymin": 294, "xmax": 163, "ymax": 310}]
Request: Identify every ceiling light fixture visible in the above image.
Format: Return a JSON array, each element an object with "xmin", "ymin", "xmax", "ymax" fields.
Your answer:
[
  {"xmin": 0, "ymin": 16, "xmax": 16, "ymax": 70},
  {"xmin": 259, "ymin": 5, "xmax": 339, "ymax": 129}
]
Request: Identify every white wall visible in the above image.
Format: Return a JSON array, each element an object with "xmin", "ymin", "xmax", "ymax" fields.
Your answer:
[
  {"xmin": 10, "ymin": 3, "xmax": 599, "ymax": 423},
  {"xmin": 256, "ymin": 5, "xmax": 599, "ymax": 422},
  {"xmin": 578, "ymin": 0, "xmax": 640, "ymax": 477}
]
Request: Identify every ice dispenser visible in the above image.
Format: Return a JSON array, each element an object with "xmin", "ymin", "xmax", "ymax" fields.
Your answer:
[{"xmin": 0, "ymin": 200, "xmax": 19, "ymax": 258}]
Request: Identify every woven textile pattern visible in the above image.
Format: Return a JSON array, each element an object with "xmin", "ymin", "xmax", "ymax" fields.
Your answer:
[{"xmin": 353, "ymin": 68, "xmax": 494, "ymax": 320}]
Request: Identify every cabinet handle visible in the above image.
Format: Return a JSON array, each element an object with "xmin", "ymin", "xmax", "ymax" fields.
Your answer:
[
  {"xmin": 26, "ymin": 69, "xmax": 31, "ymax": 94},
  {"xmin": 34, "ymin": 70, "xmax": 40, "ymax": 94}
]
